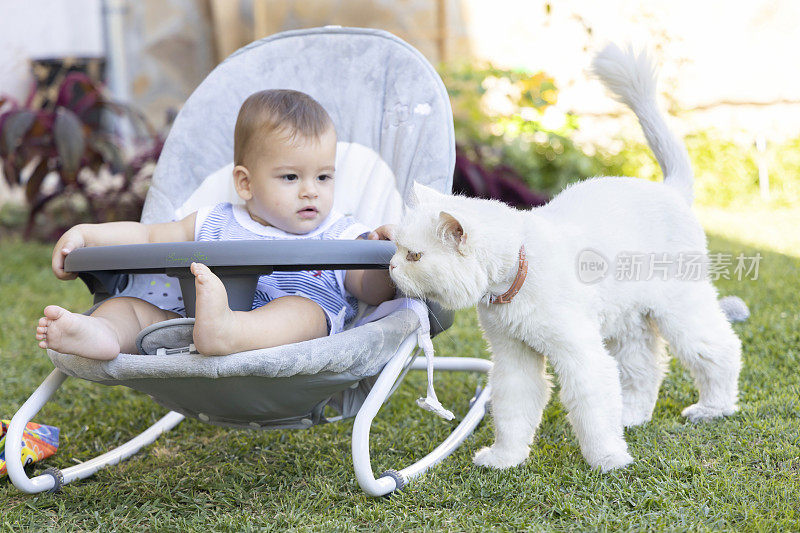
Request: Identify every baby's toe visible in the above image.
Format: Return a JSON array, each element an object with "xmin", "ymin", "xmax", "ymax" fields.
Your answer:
[
  {"xmin": 43, "ymin": 305, "xmax": 66, "ymax": 321},
  {"xmin": 191, "ymin": 262, "xmax": 209, "ymax": 274},
  {"xmin": 191, "ymin": 262, "xmax": 212, "ymax": 280}
]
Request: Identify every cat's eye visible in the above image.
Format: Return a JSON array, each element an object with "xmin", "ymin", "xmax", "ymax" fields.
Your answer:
[{"xmin": 406, "ymin": 251, "xmax": 423, "ymax": 262}]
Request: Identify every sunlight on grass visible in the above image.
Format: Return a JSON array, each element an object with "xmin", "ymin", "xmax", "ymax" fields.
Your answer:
[{"xmin": 696, "ymin": 205, "xmax": 800, "ymax": 258}]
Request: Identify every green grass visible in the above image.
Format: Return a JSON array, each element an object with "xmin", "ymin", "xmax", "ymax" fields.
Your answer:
[
  {"xmin": 1, "ymin": 224, "xmax": 799, "ymax": 531},
  {"xmin": 695, "ymin": 206, "xmax": 800, "ymax": 259}
]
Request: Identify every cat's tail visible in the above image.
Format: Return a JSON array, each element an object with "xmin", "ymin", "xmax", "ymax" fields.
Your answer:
[{"xmin": 591, "ymin": 43, "xmax": 694, "ymax": 205}]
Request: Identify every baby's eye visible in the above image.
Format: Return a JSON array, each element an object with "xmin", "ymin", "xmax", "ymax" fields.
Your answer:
[
  {"xmin": 406, "ymin": 251, "xmax": 423, "ymax": 262},
  {"xmin": 281, "ymin": 174, "xmax": 298, "ymax": 181},
  {"xmin": 317, "ymin": 174, "xmax": 333, "ymax": 182}
]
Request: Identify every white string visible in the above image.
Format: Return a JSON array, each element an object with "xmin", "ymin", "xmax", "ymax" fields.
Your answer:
[{"xmin": 356, "ymin": 297, "xmax": 455, "ymax": 420}]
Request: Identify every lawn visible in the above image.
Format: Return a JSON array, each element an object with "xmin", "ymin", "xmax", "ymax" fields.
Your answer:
[{"xmin": 1, "ymin": 215, "xmax": 798, "ymax": 531}]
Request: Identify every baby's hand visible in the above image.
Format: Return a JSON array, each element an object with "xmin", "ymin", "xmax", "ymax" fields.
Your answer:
[
  {"xmin": 366, "ymin": 224, "xmax": 396, "ymax": 241},
  {"xmin": 52, "ymin": 226, "xmax": 86, "ymax": 280}
]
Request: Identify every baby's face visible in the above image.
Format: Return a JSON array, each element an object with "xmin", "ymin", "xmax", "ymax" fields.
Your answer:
[{"xmin": 239, "ymin": 126, "xmax": 336, "ymax": 234}]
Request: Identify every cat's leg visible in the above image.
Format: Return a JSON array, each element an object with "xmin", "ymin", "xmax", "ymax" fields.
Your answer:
[
  {"xmin": 473, "ymin": 325, "xmax": 552, "ymax": 469},
  {"xmin": 653, "ymin": 282, "xmax": 741, "ymax": 422},
  {"xmin": 606, "ymin": 314, "xmax": 667, "ymax": 427},
  {"xmin": 544, "ymin": 321, "xmax": 633, "ymax": 472}
]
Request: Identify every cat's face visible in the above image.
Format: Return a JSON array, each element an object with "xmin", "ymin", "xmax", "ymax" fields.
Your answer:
[{"xmin": 389, "ymin": 184, "xmax": 491, "ymax": 310}]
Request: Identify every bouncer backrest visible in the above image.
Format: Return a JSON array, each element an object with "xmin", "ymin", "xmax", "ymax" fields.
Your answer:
[{"xmin": 142, "ymin": 26, "xmax": 455, "ymax": 228}]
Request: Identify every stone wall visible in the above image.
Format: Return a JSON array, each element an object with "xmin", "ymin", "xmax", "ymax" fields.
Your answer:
[
  {"xmin": 121, "ymin": 0, "xmax": 216, "ymax": 131},
  {"xmin": 122, "ymin": 0, "xmax": 472, "ymax": 128},
  {"xmin": 205, "ymin": 0, "xmax": 471, "ymax": 65}
]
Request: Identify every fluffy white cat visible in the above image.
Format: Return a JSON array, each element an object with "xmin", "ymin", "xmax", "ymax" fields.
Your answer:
[{"xmin": 388, "ymin": 44, "xmax": 742, "ymax": 472}]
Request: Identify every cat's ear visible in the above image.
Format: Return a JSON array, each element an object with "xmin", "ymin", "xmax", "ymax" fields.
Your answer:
[
  {"xmin": 410, "ymin": 181, "xmax": 439, "ymax": 206},
  {"xmin": 438, "ymin": 211, "xmax": 467, "ymax": 250}
]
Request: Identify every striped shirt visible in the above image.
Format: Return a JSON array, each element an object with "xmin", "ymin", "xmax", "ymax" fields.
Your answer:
[{"xmin": 195, "ymin": 203, "xmax": 370, "ymax": 323}]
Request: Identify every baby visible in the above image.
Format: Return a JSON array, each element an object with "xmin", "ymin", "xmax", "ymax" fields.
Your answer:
[{"xmin": 36, "ymin": 89, "xmax": 395, "ymax": 360}]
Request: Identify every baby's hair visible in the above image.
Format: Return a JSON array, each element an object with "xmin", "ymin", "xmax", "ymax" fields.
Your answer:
[{"xmin": 234, "ymin": 89, "xmax": 333, "ymax": 166}]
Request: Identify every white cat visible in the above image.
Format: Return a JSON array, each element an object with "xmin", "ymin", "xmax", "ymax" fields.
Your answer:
[{"xmin": 388, "ymin": 44, "xmax": 742, "ymax": 472}]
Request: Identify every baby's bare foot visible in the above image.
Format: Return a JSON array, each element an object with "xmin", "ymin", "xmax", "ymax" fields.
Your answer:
[
  {"xmin": 191, "ymin": 262, "xmax": 238, "ymax": 355},
  {"xmin": 35, "ymin": 305, "xmax": 120, "ymax": 360}
]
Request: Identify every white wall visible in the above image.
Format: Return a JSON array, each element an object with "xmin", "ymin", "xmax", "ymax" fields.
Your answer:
[{"xmin": 0, "ymin": 0, "xmax": 103, "ymax": 103}]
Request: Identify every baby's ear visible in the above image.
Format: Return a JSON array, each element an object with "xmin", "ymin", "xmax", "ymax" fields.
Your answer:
[
  {"xmin": 438, "ymin": 211, "xmax": 467, "ymax": 251},
  {"xmin": 233, "ymin": 165, "xmax": 253, "ymax": 201}
]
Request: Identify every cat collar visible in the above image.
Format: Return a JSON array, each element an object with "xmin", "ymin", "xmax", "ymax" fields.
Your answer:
[{"xmin": 489, "ymin": 245, "xmax": 528, "ymax": 304}]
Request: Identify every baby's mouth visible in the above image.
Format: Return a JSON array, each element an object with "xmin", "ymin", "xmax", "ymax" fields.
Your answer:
[{"xmin": 297, "ymin": 206, "xmax": 318, "ymax": 219}]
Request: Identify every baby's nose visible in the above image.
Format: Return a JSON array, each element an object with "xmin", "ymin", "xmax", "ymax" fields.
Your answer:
[{"xmin": 300, "ymin": 184, "xmax": 318, "ymax": 197}]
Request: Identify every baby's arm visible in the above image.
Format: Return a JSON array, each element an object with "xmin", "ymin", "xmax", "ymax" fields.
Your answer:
[
  {"xmin": 344, "ymin": 225, "xmax": 396, "ymax": 306},
  {"xmin": 51, "ymin": 214, "xmax": 197, "ymax": 280}
]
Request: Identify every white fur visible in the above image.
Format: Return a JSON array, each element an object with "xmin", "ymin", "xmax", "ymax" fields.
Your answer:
[
  {"xmin": 591, "ymin": 43, "xmax": 694, "ymax": 204},
  {"xmin": 389, "ymin": 45, "xmax": 741, "ymax": 472}
]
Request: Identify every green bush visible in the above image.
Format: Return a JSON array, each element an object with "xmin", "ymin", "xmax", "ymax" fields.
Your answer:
[
  {"xmin": 759, "ymin": 136, "xmax": 800, "ymax": 207},
  {"xmin": 599, "ymin": 131, "xmax": 800, "ymax": 208},
  {"xmin": 439, "ymin": 62, "xmax": 606, "ymax": 195}
]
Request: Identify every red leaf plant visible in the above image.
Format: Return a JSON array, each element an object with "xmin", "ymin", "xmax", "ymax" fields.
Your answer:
[{"xmin": 0, "ymin": 72, "xmax": 163, "ymax": 240}]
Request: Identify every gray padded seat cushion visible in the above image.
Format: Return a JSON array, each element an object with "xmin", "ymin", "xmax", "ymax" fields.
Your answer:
[{"xmin": 47, "ymin": 308, "xmax": 418, "ymax": 383}]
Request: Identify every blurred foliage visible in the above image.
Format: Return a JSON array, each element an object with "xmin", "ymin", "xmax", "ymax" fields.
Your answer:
[
  {"xmin": 439, "ymin": 61, "xmax": 800, "ymax": 209},
  {"xmin": 439, "ymin": 61, "xmax": 606, "ymax": 198},
  {"xmin": 764, "ymin": 136, "xmax": 800, "ymax": 207},
  {"xmin": 600, "ymin": 131, "xmax": 800, "ymax": 208},
  {"xmin": 0, "ymin": 71, "xmax": 162, "ymax": 241}
]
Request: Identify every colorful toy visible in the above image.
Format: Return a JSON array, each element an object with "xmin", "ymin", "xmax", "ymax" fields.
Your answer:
[{"xmin": 0, "ymin": 420, "xmax": 59, "ymax": 476}]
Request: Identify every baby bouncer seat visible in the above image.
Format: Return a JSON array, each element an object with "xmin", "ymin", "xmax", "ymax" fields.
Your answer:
[{"xmin": 7, "ymin": 27, "xmax": 492, "ymax": 497}]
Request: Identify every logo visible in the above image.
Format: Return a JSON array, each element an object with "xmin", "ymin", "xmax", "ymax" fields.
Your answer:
[
  {"xmin": 166, "ymin": 251, "xmax": 209, "ymax": 264},
  {"xmin": 577, "ymin": 248, "xmax": 609, "ymax": 284}
]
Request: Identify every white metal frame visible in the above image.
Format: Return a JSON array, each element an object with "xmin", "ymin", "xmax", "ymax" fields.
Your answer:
[
  {"xmin": 7, "ymin": 331, "xmax": 491, "ymax": 496},
  {"xmin": 353, "ymin": 334, "xmax": 492, "ymax": 496},
  {"xmin": 6, "ymin": 370, "xmax": 185, "ymax": 494}
]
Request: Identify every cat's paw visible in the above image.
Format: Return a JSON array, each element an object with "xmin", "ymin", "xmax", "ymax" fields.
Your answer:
[
  {"xmin": 621, "ymin": 391, "xmax": 658, "ymax": 428},
  {"xmin": 472, "ymin": 445, "xmax": 528, "ymax": 469},
  {"xmin": 621, "ymin": 406, "xmax": 653, "ymax": 428},
  {"xmin": 589, "ymin": 450, "xmax": 634, "ymax": 473},
  {"xmin": 681, "ymin": 403, "xmax": 737, "ymax": 423},
  {"xmin": 582, "ymin": 437, "xmax": 633, "ymax": 472}
]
